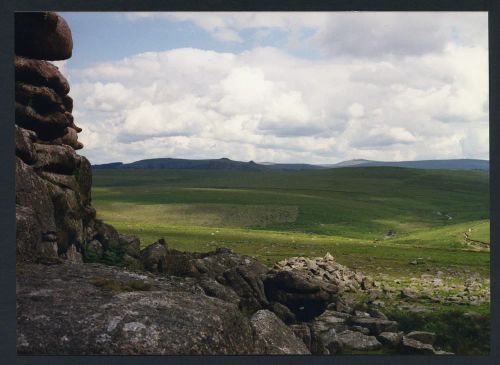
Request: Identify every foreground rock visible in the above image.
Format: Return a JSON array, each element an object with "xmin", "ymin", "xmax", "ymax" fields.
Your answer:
[
  {"xmin": 149, "ymin": 246, "xmax": 270, "ymax": 314},
  {"xmin": 250, "ymin": 310, "xmax": 310, "ymax": 354},
  {"xmin": 17, "ymin": 262, "xmax": 267, "ymax": 354}
]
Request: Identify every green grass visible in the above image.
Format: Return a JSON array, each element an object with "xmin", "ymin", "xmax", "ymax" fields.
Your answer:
[{"xmin": 92, "ymin": 167, "xmax": 489, "ymax": 277}]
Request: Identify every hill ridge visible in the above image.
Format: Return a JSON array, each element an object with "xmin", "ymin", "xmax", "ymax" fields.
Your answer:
[{"xmin": 92, "ymin": 157, "xmax": 489, "ymax": 171}]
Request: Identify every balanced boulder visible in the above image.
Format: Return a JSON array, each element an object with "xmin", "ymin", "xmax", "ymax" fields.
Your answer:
[{"xmin": 15, "ymin": 12, "xmax": 73, "ymax": 60}]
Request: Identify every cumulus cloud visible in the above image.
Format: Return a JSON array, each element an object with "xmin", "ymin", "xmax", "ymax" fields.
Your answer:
[{"xmin": 66, "ymin": 13, "xmax": 488, "ymax": 164}]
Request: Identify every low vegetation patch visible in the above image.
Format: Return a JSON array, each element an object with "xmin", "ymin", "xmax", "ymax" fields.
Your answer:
[
  {"xmin": 91, "ymin": 277, "xmax": 153, "ymax": 292},
  {"xmin": 387, "ymin": 307, "xmax": 490, "ymax": 355}
]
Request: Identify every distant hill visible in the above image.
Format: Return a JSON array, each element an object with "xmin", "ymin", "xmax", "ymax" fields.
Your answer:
[
  {"xmin": 93, "ymin": 157, "xmax": 489, "ymax": 171},
  {"xmin": 343, "ymin": 159, "xmax": 489, "ymax": 171},
  {"xmin": 93, "ymin": 158, "xmax": 264, "ymax": 170}
]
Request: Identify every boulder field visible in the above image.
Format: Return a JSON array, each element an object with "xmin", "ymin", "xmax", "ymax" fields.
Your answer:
[{"xmin": 15, "ymin": 12, "xmax": 452, "ymax": 355}]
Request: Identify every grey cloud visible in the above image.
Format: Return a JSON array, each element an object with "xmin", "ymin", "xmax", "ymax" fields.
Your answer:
[{"xmin": 313, "ymin": 12, "xmax": 485, "ymax": 58}]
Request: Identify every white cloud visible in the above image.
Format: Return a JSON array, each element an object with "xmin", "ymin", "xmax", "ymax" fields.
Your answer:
[{"xmin": 66, "ymin": 13, "xmax": 488, "ymax": 164}]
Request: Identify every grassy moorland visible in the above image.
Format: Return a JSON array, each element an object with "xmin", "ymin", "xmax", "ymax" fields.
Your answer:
[
  {"xmin": 91, "ymin": 167, "xmax": 490, "ymax": 354},
  {"xmin": 92, "ymin": 167, "xmax": 489, "ymax": 273}
]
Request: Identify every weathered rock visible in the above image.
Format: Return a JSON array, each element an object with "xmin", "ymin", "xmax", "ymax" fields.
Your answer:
[
  {"xmin": 16, "ymin": 103, "xmax": 70, "ymax": 140},
  {"xmin": 401, "ymin": 336, "xmax": 436, "ymax": 355},
  {"xmin": 62, "ymin": 95, "xmax": 73, "ymax": 112},
  {"xmin": 44, "ymin": 182, "xmax": 85, "ymax": 253},
  {"xmin": 85, "ymin": 240, "xmax": 103, "ymax": 260},
  {"xmin": 264, "ymin": 270, "xmax": 337, "ymax": 321},
  {"xmin": 269, "ymin": 302, "xmax": 296, "ymax": 325},
  {"xmin": 406, "ymin": 331, "xmax": 436, "ymax": 345},
  {"xmin": 289, "ymin": 323, "xmax": 312, "ymax": 350},
  {"xmin": 15, "ymin": 157, "xmax": 56, "ymax": 234},
  {"xmin": 351, "ymin": 325, "xmax": 370, "ymax": 335},
  {"xmin": 250, "ymin": 310, "xmax": 310, "ymax": 354},
  {"xmin": 15, "ymin": 56, "xmax": 70, "ymax": 95},
  {"xmin": 336, "ymin": 330, "xmax": 382, "ymax": 351},
  {"xmin": 93, "ymin": 221, "xmax": 121, "ymax": 250},
  {"xmin": 34, "ymin": 143, "xmax": 78, "ymax": 174},
  {"xmin": 16, "ymin": 205, "xmax": 58, "ymax": 262},
  {"xmin": 74, "ymin": 156, "xmax": 92, "ymax": 205},
  {"xmin": 65, "ymin": 244, "xmax": 83, "ymax": 263},
  {"xmin": 400, "ymin": 288, "xmax": 419, "ymax": 299},
  {"xmin": 121, "ymin": 254, "xmax": 143, "ymax": 270},
  {"xmin": 118, "ymin": 234, "xmax": 141, "ymax": 258},
  {"xmin": 17, "ymin": 263, "xmax": 259, "ymax": 354},
  {"xmin": 15, "ymin": 126, "xmax": 37, "ymax": 164},
  {"xmin": 160, "ymin": 248, "xmax": 269, "ymax": 313},
  {"xmin": 222, "ymin": 265, "xmax": 269, "ymax": 313},
  {"xmin": 349, "ymin": 317, "xmax": 398, "ymax": 335},
  {"xmin": 273, "ymin": 254, "xmax": 367, "ymax": 294},
  {"xmin": 327, "ymin": 338, "xmax": 344, "ymax": 354},
  {"xmin": 367, "ymin": 307, "xmax": 388, "ymax": 319},
  {"xmin": 16, "ymin": 82, "xmax": 65, "ymax": 114},
  {"xmin": 15, "ymin": 12, "xmax": 73, "ymax": 60},
  {"xmin": 198, "ymin": 277, "xmax": 241, "ymax": 306},
  {"xmin": 60, "ymin": 127, "xmax": 83, "ymax": 150},
  {"xmin": 377, "ymin": 331, "xmax": 403, "ymax": 348},
  {"xmin": 140, "ymin": 239, "xmax": 168, "ymax": 274},
  {"xmin": 38, "ymin": 171, "xmax": 79, "ymax": 191}
]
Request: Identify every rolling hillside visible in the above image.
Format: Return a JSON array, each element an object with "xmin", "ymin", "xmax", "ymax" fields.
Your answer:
[{"xmin": 93, "ymin": 157, "xmax": 489, "ymax": 171}]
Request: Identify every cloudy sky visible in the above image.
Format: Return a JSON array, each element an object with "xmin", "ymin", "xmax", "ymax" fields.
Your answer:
[{"xmin": 56, "ymin": 12, "xmax": 489, "ymax": 164}]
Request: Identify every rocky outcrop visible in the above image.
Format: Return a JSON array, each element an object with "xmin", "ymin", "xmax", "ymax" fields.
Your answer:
[
  {"xmin": 272, "ymin": 253, "xmax": 374, "ymax": 293},
  {"xmin": 17, "ymin": 262, "xmax": 258, "ymax": 354},
  {"xmin": 14, "ymin": 12, "xmax": 100, "ymax": 264}
]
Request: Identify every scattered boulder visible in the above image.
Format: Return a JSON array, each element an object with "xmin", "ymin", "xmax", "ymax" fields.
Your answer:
[
  {"xmin": 250, "ymin": 310, "xmax": 310, "ymax": 354},
  {"xmin": 377, "ymin": 331, "xmax": 403, "ymax": 348},
  {"xmin": 400, "ymin": 288, "xmax": 419, "ymax": 299},
  {"xmin": 406, "ymin": 331, "xmax": 436, "ymax": 345},
  {"xmin": 349, "ymin": 317, "xmax": 398, "ymax": 335},
  {"xmin": 401, "ymin": 336, "xmax": 436, "ymax": 355},
  {"xmin": 336, "ymin": 330, "xmax": 382, "ymax": 351}
]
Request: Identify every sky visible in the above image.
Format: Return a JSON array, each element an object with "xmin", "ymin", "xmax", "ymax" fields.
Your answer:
[{"xmin": 55, "ymin": 12, "xmax": 489, "ymax": 165}]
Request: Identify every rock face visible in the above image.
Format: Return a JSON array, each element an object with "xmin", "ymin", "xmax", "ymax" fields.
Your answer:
[
  {"xmin": 17, "ymin": 263, "xmax": 257, "ymax": 354},
  {"xmin": 14, "ymin": 12, "xmax": 134, "ymax": 267}
]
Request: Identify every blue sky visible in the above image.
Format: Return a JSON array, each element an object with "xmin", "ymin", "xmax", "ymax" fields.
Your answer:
[{"xmin": 56, "ymin": 12, "xmax": 489, "ymax": 164}]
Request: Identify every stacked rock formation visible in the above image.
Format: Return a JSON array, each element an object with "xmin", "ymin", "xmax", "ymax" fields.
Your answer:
[{"xmin": 15, "ymin": 12, "xmax": 135, "ymax": 265}]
